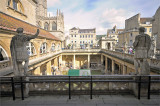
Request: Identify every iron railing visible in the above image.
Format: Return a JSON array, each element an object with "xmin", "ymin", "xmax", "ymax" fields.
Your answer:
[{"xmin": 0, "ymin": 75, "xmax": 159, "ymax": 100}]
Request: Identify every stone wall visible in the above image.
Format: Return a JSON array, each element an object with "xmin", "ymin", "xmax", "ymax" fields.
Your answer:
[
  {"xmin": 152, "ymin": 7, "xmax": 160, "ymax": 58},
  {"xmin": 0, "ymin": 0, "xmax": 37, "ymax": 25}
]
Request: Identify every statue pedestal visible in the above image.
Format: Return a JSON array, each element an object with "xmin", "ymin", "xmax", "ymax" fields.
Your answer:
[
  {"xmin": 133, "ymin": 76, "xmax": 149, "ymax": 97},
  {"xmin": 14, "ymin": 76, "xmax": 29, "ymax": 98}
]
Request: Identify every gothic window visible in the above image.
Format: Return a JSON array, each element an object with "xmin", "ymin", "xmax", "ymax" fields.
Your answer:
[
  {"xmin": 51, "ymin": 43, "xmax": 55, "ymax": 52},
  {"xmin": 0, "ymin": 46, "xmax": 9, "ymax": 61},
  {"xmin": 40, "ymin": 43, "xmax": 47, "ymax": 54},
  {"xmin": 44, "ymin": 22, "xmax": 49, "ymax": 30},
  {"xmin": 37, "ymin": 21, "xmax": 42, "ymax": 28},
  {"xmin": 26, "ymin": 42, "xmax": 36, "ymax": 56},
  {"xmin": 52, "ymin": 22, "xmax": 57, "ymax": 30}
]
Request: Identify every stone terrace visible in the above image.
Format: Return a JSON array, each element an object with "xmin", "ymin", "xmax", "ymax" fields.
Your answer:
[{"xmin": 0, "ymin": 95, "xmax": 160, "ymax": 106}]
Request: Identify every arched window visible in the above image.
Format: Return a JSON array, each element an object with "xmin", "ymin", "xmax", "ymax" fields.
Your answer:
[
  {"xmin": 51, "ymin": 43, "xmax": 55, "ymax": 52},
  {"xmin": 8, "ymin": 0, "xmax": 24, "ymax": 13},
  {"xmin": 0, "ymin": 46, "xmax": 9, "ymax": 61},
  {"xmin": 57, "ymin": 44, "xmax": 60, "ymax": 50},
  {"xmin": 40, "ymin": 43, "xmax": 47, "ymax": 54},
  {"xmin": 44, "ymin": 22, "xmax": 49, "ymax": 30},
  {"xmin": 37, "ymin": 21, "xmax": 42, "ymax": 28},
  {"xmin": 52, "ymin": 22, "xmax": 57, "ymax": 30},
  {"xmin": 26, "ymin": 42, "xmax": 36, "ymax": 56}
]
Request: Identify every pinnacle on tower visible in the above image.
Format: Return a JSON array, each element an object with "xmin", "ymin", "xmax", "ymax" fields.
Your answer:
[
  {"xmin": 57, "ymin": 9, "xmax": 59, "ymax": 16},
  {"xmin": 59, "ymin": 9, "xmax": 61, "ymax": 16}
]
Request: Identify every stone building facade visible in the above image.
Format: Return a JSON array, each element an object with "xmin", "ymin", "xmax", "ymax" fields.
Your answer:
[
  {"xmin": 69, "ymin": 27, "xmax": 96, "ymax": 49},
  {"xmin": 0, "ymin": 0, "xmax": 37, "ymax": 25},
  {"xmin": 118, "ymin": 13, "xmax": 152, "ymax": 51},
  {"xmin": 0, "ymin": 0, "xmax": 62, "ymax": 76},
  {"xmin": 152, "ymin": 7, "xmax": 160, "ymax": 59},
  {"xmin": 36, "ymin": 0, "xmax": 65, "ymax": 42},
  {"xmin": 100, "ymin": 26, "xmax": 124, "ymax": 51},
  {"xmin": 107, "ymin": 25, "xmax": 124, "ymax": 43}
]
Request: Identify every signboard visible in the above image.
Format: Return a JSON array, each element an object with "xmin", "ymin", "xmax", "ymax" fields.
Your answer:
[
  {"xmin": 68, "ymin": 69, "xmax": 91, "ymax": 76},
  {"xmin": 79, "ymin": 69, "xmax": 91, "ymax": 76}
]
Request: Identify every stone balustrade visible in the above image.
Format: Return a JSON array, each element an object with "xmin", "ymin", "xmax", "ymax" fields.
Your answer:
[{"xmin": 0, "ymin": 75, "xmax": 159, "ymax": 96}]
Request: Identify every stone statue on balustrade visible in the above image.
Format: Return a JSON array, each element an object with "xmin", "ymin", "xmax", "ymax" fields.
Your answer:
[
  {"xmin": 10, "ymin": 28, "xmax": 39, "ymax": 76},
  {"xmin": 133, "ymin": 27, "xmax": 151, "ymax": 75}
]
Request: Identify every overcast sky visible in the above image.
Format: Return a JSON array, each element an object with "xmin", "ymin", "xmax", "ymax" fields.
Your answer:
[{"xmin": 47, "ymin": 0, "xmax": 160, "ymax": 35}]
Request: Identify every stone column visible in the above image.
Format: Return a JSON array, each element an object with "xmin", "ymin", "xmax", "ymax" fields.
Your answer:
[
  {"xmin": 73, "ymin": 54, "xmax": 76, "ymax": 69},
  {"xmin": 88, "ymin": 54, "xmax": 90, "ymax": 69},
  {"xmin": 101, "ymin": 54, "xmax": 103, "ymax": 65},
  {"xmin": 34, "ymin": 66, "xmax": 41, "ymax": 75},
  {"xmin": 119, "ymin": 64, "xmax": 121, "ymax": 74},
  {"xmin": 112, "ymin": 60, "xmax": 115, "ymax": 75},
  {"xmin": 54, "ymin": 57, "xmax": 58, "ymax": 69},
  {"xmin": 123, "ymin": 65, "xmax": 127, "ymax": 75},
  {"xmin": 105, "ymin": 57, "xmax": 108, "ymax": 74},
  {"xmin": 47, "ymin": 61, "xmax": 52, "ymax": 75},
  {"xmin": 59, "ymin": 54, "xmax": 62, "ymax": 66}
]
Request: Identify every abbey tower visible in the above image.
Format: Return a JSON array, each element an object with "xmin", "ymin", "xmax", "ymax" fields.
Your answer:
[{"xmin": 36, "ymin": 0, "xmax": 65, "ymax": 42}]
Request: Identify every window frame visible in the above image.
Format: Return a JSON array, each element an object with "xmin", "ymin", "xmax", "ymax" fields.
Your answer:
[
  {"xmin": 40, "ymin": 42, "xmax": 47, "ymax": 54},
  {"xmin": 51, "ymin": 43, "xmax": 55, "ymax": 52},
  {"xmin": 44, "ymin": 22, "xmax": 49, "ymax": 30},
  {"xmin": 26, "ymin": 42, "xmax": 36, "ymax": 56},
  {"xmin": 52, "ymin": 22, "xmax": 57, "ymax": 30}
]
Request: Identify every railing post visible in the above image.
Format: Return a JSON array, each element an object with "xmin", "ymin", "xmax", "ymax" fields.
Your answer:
[
  {"xmin": 148, "ymin": 76, "xmax": 151, "ymax": 99},
  {"xmin": 138, "ymin": 76, "xmax": 141, "ymax": 100},
  {"xmin": 21, "ymin": 77, "xmax": 24, "ymax": 100},
  {"xmin": 69, "ymin": 76, "xmax": 71, "ymax": 99},
  {"xmin": 90, "ymin": 76, "xmax": 92, "ymax": 99},
  {"xmin": 11, "ymin": 77, "xmax": 15, "ymax": 100}
]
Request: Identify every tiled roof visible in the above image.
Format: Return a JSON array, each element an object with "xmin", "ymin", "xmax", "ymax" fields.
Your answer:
[
  {"xmin": 70, "ymin": 27, "xmax": 78, "ymax": 30},
  {"xmin": 140, "ymin": 18, "xmax": 152, "ymax": 24},
  {"xmin": 79, "ymin": 28, "xmax": 96, "ymax": 33},
  {"xmin": 96, "ymin": 35, "xmax": 106, "ymax": 40},
  {"xmin": 0, "ymin": 12, "xmax": 60, "ymax": 41}
]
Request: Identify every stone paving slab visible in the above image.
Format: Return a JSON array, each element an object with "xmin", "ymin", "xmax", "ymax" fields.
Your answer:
[{"xmin": 0, "ymin": 95, "xmax": 159, "ymax": 106}]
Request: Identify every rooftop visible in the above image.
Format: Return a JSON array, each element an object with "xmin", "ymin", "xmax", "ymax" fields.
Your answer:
[
  {"xmin": 79, "ymin": 28, "xmax": 96, "ymax": 33},
  {"xmin": 140, "ymin": 18, "xmax": 152, "ymax": 24},
  {"xmin": 0, "ymin": 12, "xmax": 60, "ymax": 41}
]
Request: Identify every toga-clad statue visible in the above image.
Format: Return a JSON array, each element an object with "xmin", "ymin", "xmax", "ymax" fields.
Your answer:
[
  {"xmin": 10, "ymin": 28, "xmax": 39, "ymax": 76},
  {"xmin": 133, "ymin": 27, "xmax": 151, "ymax": 75}
]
